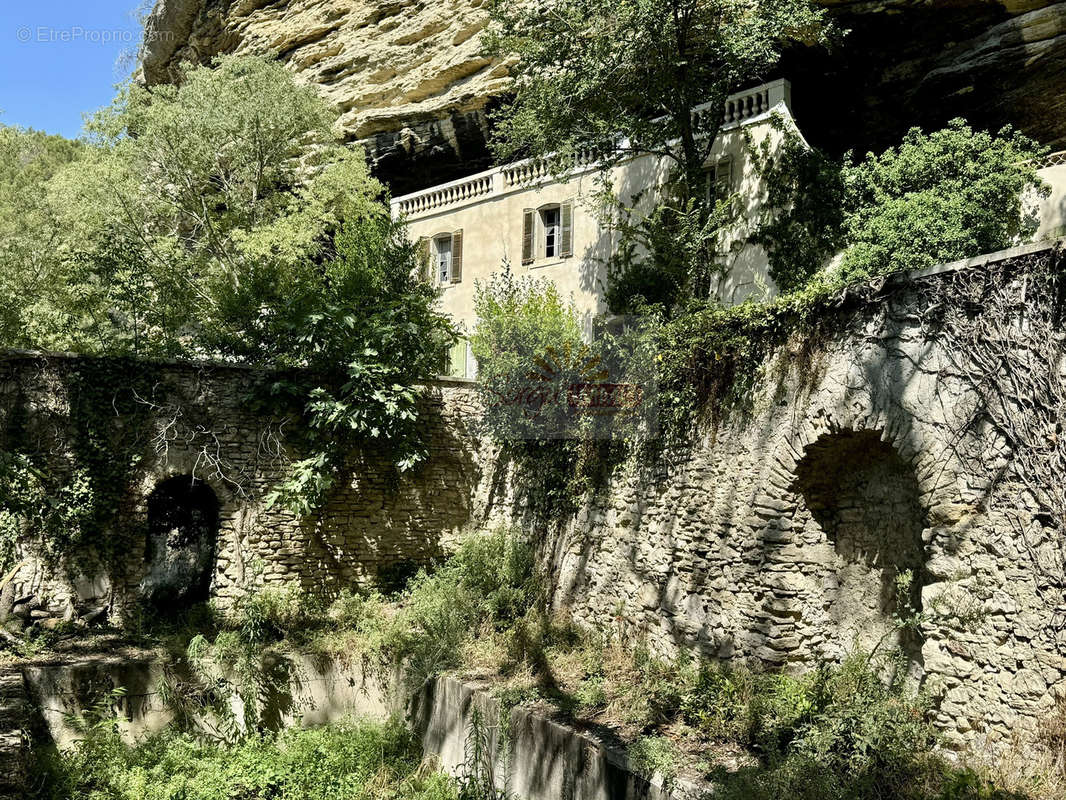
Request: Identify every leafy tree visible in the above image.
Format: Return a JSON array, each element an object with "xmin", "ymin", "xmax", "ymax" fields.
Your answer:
[
  {"xmin": 604, "ymin": 197, "xmax": 730, "ymax": 315},
  {"xmin": 45, "ymin": 55, "xmax": 368, "ymax": 356},
  {"xmin": 470, "ymin": 267, "xmax": 586, "ymax": 442},
  {"xmin": 1, "ymin": 56, "xmax": 456, "ymax": 512},
  {"xmin": 484, "ymin": 0, "xmax": 834, "ymax": 202},
  {"xmin": 838, "ymin": 120, "xmax": 1048, "ymax": 282},
  {"xmin": 753, "ymin": 119, "xmax": 1048, "ymax": 291},
  {"xmin": 0, "ymin": 125, "xmax": 81, "ymax": 347}
]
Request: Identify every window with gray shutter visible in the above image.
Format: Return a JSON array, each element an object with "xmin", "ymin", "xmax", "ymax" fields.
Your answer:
[
  {"xmin": 434, "ymin": 234, "xmax": 452, "ymax": 283},
  {"xmin": 560, "ymin": 201, "xmax": 573, "ymax": 258},
  {"xmin": 522, "ymin": 209, "xmax": 535, "ymax": 265}
]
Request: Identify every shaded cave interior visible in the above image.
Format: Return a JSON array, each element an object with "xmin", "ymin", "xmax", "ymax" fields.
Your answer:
[{"xmin": 142, "ymin": 475, "xmax": 220, "ymax": 611}]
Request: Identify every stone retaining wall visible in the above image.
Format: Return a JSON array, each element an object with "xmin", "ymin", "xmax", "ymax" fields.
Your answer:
[
  {"xmin": 0, "ymin": 355, "xmax": 490, "ymax": 621},
  {"xmin": 3, "ymin": 244, "xmax": 1066, "ymax": 754},
  {"xmin": 509, "ymin": 244, "xmax": 1066, "ymax": 751}
]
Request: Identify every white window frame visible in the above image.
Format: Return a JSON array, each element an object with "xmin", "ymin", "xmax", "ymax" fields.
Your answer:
[
  {"xmin": 434, "ymin": 234, "xmax": 453, "ymax": 284},
  {"xmin": 540, "ymin": 204, "xmax": 561, "ymax": 260}
]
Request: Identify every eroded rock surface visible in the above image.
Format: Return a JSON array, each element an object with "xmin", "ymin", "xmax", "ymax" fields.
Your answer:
[
  {"xmin": 142, "ymin": 0, "xmax": 1066, "ymax": 192},
  {"xmin": 142, "ymin": 0, "xmax": 509, "ymax": 193}
]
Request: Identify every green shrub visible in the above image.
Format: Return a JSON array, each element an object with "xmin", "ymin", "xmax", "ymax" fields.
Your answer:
[
  {"xmin": 627, "ymin": 735, "xmax": 679, "ymax": 786},
  {"xmin": 230, "ymin": 580, "xmax": 329, "ymax": 645},
  {"xmin": 375, "ymin": 529, "xmax": 539, "ymax": 689},
  {"xmin": 469, "ymin": 267, "xmax": 586, "ymax": 442},
  {"xmin": 755, "ymin": 118, "xmax": 1047, "ymax": 291},
  {"xmin": 328, "ymin": 588, "xmax": 377, "ymax": 628},
  {"xmin": 31, "ymin": 716, "xmax": 460, "ymax": 800}
]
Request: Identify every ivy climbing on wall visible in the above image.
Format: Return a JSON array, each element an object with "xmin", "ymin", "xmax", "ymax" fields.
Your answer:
[{"xmin": 0, "ymin": 357, "xmax": 180, "ymax": 583}]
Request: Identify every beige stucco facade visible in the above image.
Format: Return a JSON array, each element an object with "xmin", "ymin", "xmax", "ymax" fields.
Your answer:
[
  {"xmin": 393, "ymin": 80, "xmax": 799, "ymax": 376},
  {"xmin": 394, "ymin": 79, "xmax": 1066, "ymax": 378}
]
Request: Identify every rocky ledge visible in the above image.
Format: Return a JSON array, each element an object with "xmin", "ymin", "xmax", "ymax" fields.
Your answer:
[{"xmin": 141, "ymin": 0, "xmax": 1066, "ymax": 192}]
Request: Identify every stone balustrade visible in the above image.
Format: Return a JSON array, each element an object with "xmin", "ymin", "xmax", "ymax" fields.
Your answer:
[
  {"xmin": 391, "ymin": 79, "xmax": 793, "ymax": 220},
  {"xmin": 394, "ymin": 173, "xmax": 496, "ymax": 217}
]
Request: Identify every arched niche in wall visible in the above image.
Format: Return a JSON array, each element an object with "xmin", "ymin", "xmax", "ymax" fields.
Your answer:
[
  {"xmin": 792, "ymin": 429, "xmax": 928, "ymax": 662},
  {"xmin": 140, "ymin": 475, "xmax": 220, "ymax": 610}
]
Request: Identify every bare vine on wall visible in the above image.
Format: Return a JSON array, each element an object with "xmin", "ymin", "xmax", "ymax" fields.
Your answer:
[
  {"xmin": 130, "ymin": 368, "xmax": 293, "ymax": 501},
  {"xmin": 920, "ymin": 247, "xmax": 1066, "ymax": 634}
]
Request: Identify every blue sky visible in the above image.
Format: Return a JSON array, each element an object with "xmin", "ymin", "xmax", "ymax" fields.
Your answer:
[{"xmin": 0, "ymin": 1, "xmax": 145, "ymax": 138}]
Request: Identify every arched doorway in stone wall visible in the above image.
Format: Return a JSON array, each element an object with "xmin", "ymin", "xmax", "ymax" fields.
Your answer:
[
  {"xmin": 140, "ymin": 476, "xmax": 220, "ymax": 610},
  {"xmin": 792, "ymin": 430, "xmax": 928, "ymax": 662}
]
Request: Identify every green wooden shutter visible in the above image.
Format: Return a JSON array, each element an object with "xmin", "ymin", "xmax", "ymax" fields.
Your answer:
[
  {"xmin": 451, "ymin": 229, "xmax": 463, "ymax": 283},
  {"xmin": 521, "ymin": 209, "xmax": 535, "ymax": 265},
  {"xmin": 560, "ymin": 201, "xmax": 574, "ymax": 258},
  {"xmin": 448, "ymin": 339, "xmax": 467, "ymax": 377}
]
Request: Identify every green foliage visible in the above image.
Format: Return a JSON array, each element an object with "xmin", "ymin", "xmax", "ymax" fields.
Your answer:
[
  {"xmin": 0, "ymin": 125, "xmax": 82, "ymax": 349},
  {"xmin": 468, "ymin": 270, "xmax": 589, "ymax": 513},
  {"xmin": 0, "ymin": 452, "xmax": 92, "ymax": 570},
  {"xmin": 470, "ymin": 267, "xmax": 585, "ymax": 409},
  {"xmin": 228, "ymin": 580, "xmax": 329, "ymax": 646},
  {"xmin": 470, "ymin": 269, "xmax": 653, "ymax": 517},
  {"xmin": 259, "ymin": 215, "xmax": 456, "ymax": 513},
  {"xmin": 627, "ymin": 735, "xmax": 678, "ymax": 786},
  {"xmin": 0, "ymin": 56, "xmax": 455, "ymax": 517},
  {"xmin": 614, "ymin": 120, "xmax": 1049, "ymax": 442},
  {"xmin": 31, "ymin": 716, "xmax": 460, "ymax": 800},
  {"xmin": 838, "ymin": 120, "xmax": 1046, "ymax": 281},
  {"xmin": 748, "ymin": 122, "xmax": 848, "ymax": 292},
  {"xmin": 754, "ymin": 118, "xmax": 1048, "ymax": 291},
  {"xmin": 373, "ymin": 529, "xmax": 538, "ymax": 690},
  {"xmin": 522, "ymin": 628, "xmax": 1029, "ymax": 800},
  {"xmin": 0, "ymin": 359, "xmax": 161, "ymax": 576},
  {"xmin": 605, "ymin": 197, "xmax": 731, "ymax": 315},
  {"xmin": 485, "ymin": 0, "xmax": 834, "ymax": 199}
]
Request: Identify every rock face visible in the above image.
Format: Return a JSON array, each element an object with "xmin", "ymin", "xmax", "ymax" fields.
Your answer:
[
  {"xmin": 141, "ymin": 0, "xmax": 1066, "ymax": 192},
  {"xmin": 781, "ymin": 1, "xmax": 1066, "ymax": 157},
  {"xmin": 142, "ymin": 0, "xmax": 509, "ymax": 194},
  {"xmin": 140, "ymin": 1, "xmax": 1066, "ymax": 192}
]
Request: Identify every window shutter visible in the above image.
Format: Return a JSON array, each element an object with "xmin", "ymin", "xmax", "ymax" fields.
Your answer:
[
  {"xmin": 715, "ymin": 158, "xmax": 733, "ymax": 201},
  {"xmin": 417, "ymin": 236, "xmax": 432, "ymax": 281},
  {"xmin": 451, "ymin": 229, "xmax": 463, "ymax": 283},
  {"xmin": 560, "ymin": 201, "xmax": 574, "ymax": 258},
  {"xmin": 521, "ymin": 209, "xmax": 535, "ymax": 265}
]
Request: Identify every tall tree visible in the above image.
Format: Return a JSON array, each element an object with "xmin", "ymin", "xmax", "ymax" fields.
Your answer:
[
  {"xmin": 0, "ymin": 126, "xmax": 81, "ymax": 348},
  {"xmin": 1, "ymin": 56, "xmax": 456, "ymax": 508},
  {"xmin": 484, "ymin": 0, "xmax": 834, "ymax": 203}
]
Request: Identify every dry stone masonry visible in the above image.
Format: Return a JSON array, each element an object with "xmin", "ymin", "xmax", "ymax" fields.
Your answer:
[
  {"xmin": 518, "ymin": 243, "xmax": 1066, "ymax": 752},
  {"xmin": 2, "ymin": 243, "xmax": 1066, "ymax": 754},
  {"xmin": 0, "ymin": 356, "xmax": 487, "ymax": 620}
]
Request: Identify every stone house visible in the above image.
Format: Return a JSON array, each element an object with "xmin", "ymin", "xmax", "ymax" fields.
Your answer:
[
  {"xmin": 394, "ymin": 79, "xmax": 1066, "ymax": 380},
  {"xmin": 392, "ymin": 79, "xmax": 802, "ymax": 377}
]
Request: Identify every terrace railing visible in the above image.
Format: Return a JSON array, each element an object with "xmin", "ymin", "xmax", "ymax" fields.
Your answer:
[{"xmin": 392, "ymin": 79, "xmax": 793, "ymax": 220}]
